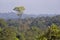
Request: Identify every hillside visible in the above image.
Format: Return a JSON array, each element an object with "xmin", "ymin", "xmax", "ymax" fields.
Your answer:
[{"xmin": 0, "ymin": 12, "xmax": 58, "ymax": 19}]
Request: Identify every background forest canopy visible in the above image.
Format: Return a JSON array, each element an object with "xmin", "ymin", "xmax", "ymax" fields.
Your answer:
[{"xmin": 0, "ymin": 12, "xmax": 60, "ymax": 40}]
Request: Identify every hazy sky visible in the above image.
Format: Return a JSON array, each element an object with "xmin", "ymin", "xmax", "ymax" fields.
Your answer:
[{"xmin": 0, "ymin": 0, "xmax": 60, "ymax": 14}]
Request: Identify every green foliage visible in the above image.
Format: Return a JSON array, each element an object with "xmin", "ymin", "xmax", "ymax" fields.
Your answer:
[
  {"xmin": 0, "ymin": 19, "xmax": 8, "ymax": 27},
  {"xmin": 13, "ymin": 6, "xmax": 25, "ymax": 12},
  {"xmin": 45, "ymin": 24, "xmax": 60, "ymax": 40},
  {"xmin": 0, "ymin": 27, "xmax": 2, "ymax": 32},
  {"xmin": 0, "ymin": 27, "xmax": 18, "ymax": 40},
  {"xmin": 39, "ymin": 37, "xmax": 47, "ymax": 40},
  {"xmin": 13, "ymin": 6, "xmax": 25, "ymax": 16},
  {"xmin": 19, "ymin": 33, "xmax": 25, "ymax": 40}
]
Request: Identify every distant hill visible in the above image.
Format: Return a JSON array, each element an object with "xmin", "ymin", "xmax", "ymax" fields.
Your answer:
[
  {"xmin": 0, "ymin": 12, "xmax": 59, "ymax": 19},
  {"xmin": 0, "ymin": 12, "xmax": 19, "ymax": 19},
  {"xmin": 0, "ymin": 12, "xmax": 37, "ymax": 19}
]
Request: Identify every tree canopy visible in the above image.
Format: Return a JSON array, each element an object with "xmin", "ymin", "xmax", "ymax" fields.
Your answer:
[{"xmin": 13, "ymin": 6, "xmax": 25, "ymax": 16}]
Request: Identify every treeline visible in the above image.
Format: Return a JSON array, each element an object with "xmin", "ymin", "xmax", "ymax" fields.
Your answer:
[
  {"xmin": 0, "ymin": 15, "xmax": 60, "ymax": 40},
  {"xmin": 7, "ymin": 15, "xmax": 60, "ymax": 30}
]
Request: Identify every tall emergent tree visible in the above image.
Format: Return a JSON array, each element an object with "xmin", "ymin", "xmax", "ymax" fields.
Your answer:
[{"xmin": 13, "ymin": 6, "xmax": 25, "ymax": 31}]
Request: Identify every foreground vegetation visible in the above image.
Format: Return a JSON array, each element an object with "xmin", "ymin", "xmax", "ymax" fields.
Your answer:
[{"xmin": 0, "ymin": 15, "xmax": 60, "ymax": 40}]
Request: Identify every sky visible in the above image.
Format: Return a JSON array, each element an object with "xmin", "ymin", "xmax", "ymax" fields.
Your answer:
[{"xmin": 0, "ymin": 0, "xmax": 60, "ymax": 14}]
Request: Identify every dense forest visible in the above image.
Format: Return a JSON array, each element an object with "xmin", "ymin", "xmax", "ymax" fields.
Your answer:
[{"xmin": 0, "ymin": 14, "xmax": 60, "ymax": 40}]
